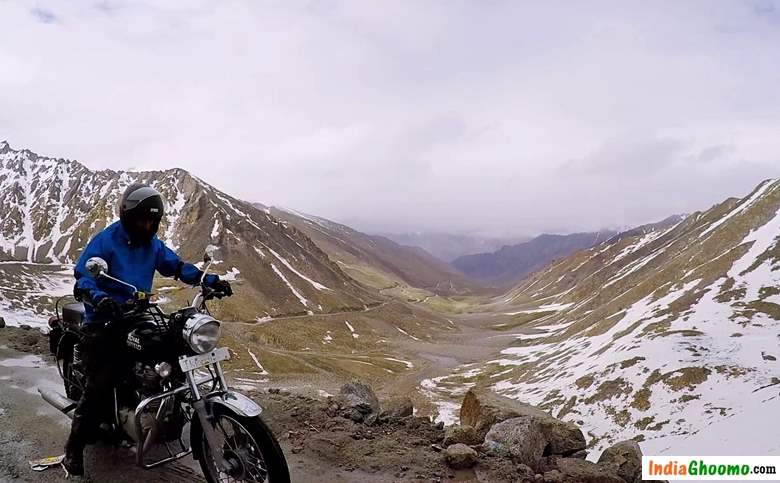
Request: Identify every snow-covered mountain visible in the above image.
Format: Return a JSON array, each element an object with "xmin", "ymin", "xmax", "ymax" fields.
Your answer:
[
  {"xmin": 0, "ymin": 141, "xmax": 377, "ymax": 321},
  {"xmin": 424, "ymin": 178, "xmax": 780, "ymax": 456}
]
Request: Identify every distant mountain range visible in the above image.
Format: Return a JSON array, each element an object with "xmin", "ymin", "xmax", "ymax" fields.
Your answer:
[
  {"xmin": 379, "ymin": 232, "xmax": 524, "ymax": 262},
  {"xmin": 452, "ymin": 231, "xmax": 617, "ymax": 287}
]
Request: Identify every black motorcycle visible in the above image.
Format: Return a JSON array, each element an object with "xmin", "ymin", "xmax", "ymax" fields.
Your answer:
[{"xmin": 41, "ymin": 251, "xmax": 290, "ymax": 483}]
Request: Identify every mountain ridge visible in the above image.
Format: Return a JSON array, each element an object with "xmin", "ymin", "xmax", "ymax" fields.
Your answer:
[
  {"xmin": 452, "ymin": 230, "xmax": 618, "ymax": 287},
  {"xmin": 0, "ymin": 142, "xmax": 378, "ymax": 320},
  {"xmin": 265, "ymin": 205, "xmax": 488, "ymax": 297},
  {"xmin": 423, "ymin": 178, "xmax": 780, "ymax": 455}
]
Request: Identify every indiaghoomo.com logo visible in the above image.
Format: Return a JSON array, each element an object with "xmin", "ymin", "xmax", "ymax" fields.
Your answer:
[{"xmin": 643, "ymin": 456, "xmax": 780, "ymax": 481}]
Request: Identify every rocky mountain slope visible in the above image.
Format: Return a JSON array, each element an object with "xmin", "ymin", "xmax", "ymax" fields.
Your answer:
[
  {"xmin": 0, "ymin": 141, "xmax": 377, "ymax": 320},
  {"xmin": 0, "ymin": 142, "xmax": 462, "ymax": 385},
  {"xmin": 453, "ymin": 231, "xmax": 617, "ymax": 287},
  {"xmin": 425, "ymin": 178, "xmax": 780, "ymax": 456},
  {"xmin": 266, "ymin": 206, "xmax": 485, "ymax": 296}
]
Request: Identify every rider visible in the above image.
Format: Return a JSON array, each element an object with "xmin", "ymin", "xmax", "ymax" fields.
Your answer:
[{"xmin": 63, "ymin": 183, "xmax": 233, "ymax": 476}]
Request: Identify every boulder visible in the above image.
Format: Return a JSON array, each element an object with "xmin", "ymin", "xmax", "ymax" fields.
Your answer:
[
  {"xmin": 569, "ymin": 450, "xmax": 588, "ymax": 459},
  {"xmin": 443, "ymin": 424, "xmax": 481, "ymax": 447},
  {"xmin": 482, "ymin": 416, "xmax": 547, "ymax": 470},
  {"xmin": 381, "ymin": 397, "xmax": 414, "ymax": 419},
  {"xmin": 443, "ymin": 443, "xmax": 478, "ymax": 469},
  {"xmin": 597, "ymin": 440, "xmax": 642, "ymax": 483},
  {"xmin": 461, "ymin": 388, "xmax": 585, "ymax": 455},
  {"xmin": 542, "ymin": 419, "xmax": 587, "ymax": 455},
  {"xmin": 0, "ymin": 317, "xmax": 5, "ymax": 329},
  {"xmin": 550, "ymin": 458, "xmax": 624, "ymax": 483},
  {"xmin": 337, "ymin": 380, "xmax": 380, "ymax": 421}
]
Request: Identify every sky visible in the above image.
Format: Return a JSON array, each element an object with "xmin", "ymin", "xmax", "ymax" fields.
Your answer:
[{"xmin": 1, "ymin": 0, "xmax": 780, "ymax": 237}]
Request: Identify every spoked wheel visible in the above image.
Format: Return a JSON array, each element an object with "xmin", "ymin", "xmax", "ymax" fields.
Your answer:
[
  {"xmin": 196, "ymin": 405, "xmax": 290, "ymax": 483},
  {"xmin": 57, "ymin": 338, "xmax": 84, "ymax": 401}
]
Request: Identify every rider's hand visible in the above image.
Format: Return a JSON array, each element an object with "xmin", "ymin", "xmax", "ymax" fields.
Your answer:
[
  {"xmin": 95, "ymin": 296, "xmax": 122, "ymax": 318},
  {"xmin": 212, "ymin": 279, "xmax": 233, "ymax": 297}
]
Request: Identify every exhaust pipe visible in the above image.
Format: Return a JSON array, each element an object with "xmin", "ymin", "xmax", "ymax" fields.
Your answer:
[{"xmin": 39, "ymin": 388, "xmax": 77, "ymax": 417}]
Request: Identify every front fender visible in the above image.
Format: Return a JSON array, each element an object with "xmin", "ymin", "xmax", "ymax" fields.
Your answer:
[{"xmin": 207, "ymin": 390, "xmax": 263, "ymax": 418}]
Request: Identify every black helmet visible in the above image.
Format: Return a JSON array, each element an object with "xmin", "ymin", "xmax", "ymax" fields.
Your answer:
[{"xmin": 119, "ymin": 183, "xmax": 165, "ymax": 244}]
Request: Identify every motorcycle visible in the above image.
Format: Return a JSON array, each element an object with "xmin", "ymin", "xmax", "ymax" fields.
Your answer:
[{"xmin": 41, "ymin": 250, "xmax": 290, "ymax": 482}]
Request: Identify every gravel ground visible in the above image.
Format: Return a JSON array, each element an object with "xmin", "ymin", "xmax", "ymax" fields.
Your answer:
[{"xmin": 0, "ymin": 326, "xmax": 524, "ymax": 482}]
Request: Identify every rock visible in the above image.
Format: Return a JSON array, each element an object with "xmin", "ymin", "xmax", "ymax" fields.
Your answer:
[
  {"xmin": 326, "ymin": 401, "xmax": 340, "ymax": 417},
  {"xmin": 552, "ymin": 458, "xmax": 624, "ymax": 483},
  {"xmin": 344, "ymin": 408, "xmax": 364, "ymax": 422},
  {"xmin": 482, "ymin": 416, "xmax": 547, "ymax": 470},
  {"xmin": 443, "ymin": 425, "xmax": 481, "ymax": 447},
  {"xmin": 461, "ymin": 388, "xmax": 585, "ymax": 455},
  {"xmin": 443, "ymin": 443, "xmax": 478, "ymax": 469},
  {"xmin": 541, "ymin": 418, "xmax": 587, "ymax": 456},
  {"xmin": 338, "ymin": 380, "xmax": 380, "ymax": 417},
  {"xmin": 597, "ymin": 440, "xmax": 642, "ymax": 483},
  {"xmin": 0, "ymin": 317, "xmax": 5, "ymax": 328},
  {"xmin": 20, "ymin": 324, "xmax": 32, "ymax": 331},
  {"xmin": 381, "ymin": 397, "xmax": 414, "ymax": 419},
  {"xmin": 364, "ymin": 413, "xmax": 379, "ymax": 426},
  {"xmin": 570, "ymin": 449, "xmax": 588, "ymax": 459}
]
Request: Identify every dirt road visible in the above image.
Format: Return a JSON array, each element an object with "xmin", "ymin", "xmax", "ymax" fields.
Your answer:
[
  {"xmin": 0, "ymin": 345, "xmax": 209, "ymax": 483},
  {"xmin": 0, "ymin": 301, "xmax": 535, "ymax": 483},
  {"xmin": 0, "ymin": 332, "xmax": 512, "ymax": 483}
]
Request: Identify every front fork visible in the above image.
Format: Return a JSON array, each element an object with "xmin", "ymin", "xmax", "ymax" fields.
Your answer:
[
  {"xmin": 134, "ymin": 362, "xmax": 228, "ymax": 469},
  {"xmin": 186, "ymin": 361, "xmax": 231, "ymax": 471}
]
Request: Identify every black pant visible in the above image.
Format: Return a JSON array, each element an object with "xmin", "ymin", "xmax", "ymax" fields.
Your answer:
[{"xmin": 67, "ymin": 323, "xmax": 129, "ymax": 449}]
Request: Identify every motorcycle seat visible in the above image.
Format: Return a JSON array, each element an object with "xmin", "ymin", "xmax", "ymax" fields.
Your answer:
[{"xmin": 62, "ymin": 303, "xmax": 85, "ymax": 325}]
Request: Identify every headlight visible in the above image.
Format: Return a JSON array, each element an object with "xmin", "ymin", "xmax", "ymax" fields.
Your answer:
[{"xmin": 183, "ymin": 314, "xmax": 221, "ymax": 354}]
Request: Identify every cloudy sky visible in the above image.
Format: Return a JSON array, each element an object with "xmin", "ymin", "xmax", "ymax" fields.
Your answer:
[{"xmin": 2, "ymin": 1, "xmax": 779, "ymax": 237}]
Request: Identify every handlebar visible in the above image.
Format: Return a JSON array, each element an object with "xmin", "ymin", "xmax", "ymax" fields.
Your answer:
[{"xmin": 200, "ymin": 285, "xmax": 227, "ymax": 300}]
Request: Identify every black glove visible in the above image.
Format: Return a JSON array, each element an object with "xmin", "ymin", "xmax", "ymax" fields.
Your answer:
[
  {"xmin": 212, "ymin": 279, "xmax": 233, "ymax": 297},
  {"xmin": 95, "ymin": 296, "xmax": 122, "ymax": 319}
]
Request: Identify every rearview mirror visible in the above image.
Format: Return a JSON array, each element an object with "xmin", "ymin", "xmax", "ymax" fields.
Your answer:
[
  {"xmin": 204, "ymin": 246, "xmax": 216, "ymax": 264},
  {"xmin": 85, "ymin": 257, "xmax": 108, "ymax": 278}
]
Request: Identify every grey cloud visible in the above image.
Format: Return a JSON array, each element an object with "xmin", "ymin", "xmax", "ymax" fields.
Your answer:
[
  {"xmin": 31, "ymin": 7, "xmax": 57, "ymax": 23},
  {"xmin": 1, "ymin": 1, "xmax": 780, "ymax": 237}
]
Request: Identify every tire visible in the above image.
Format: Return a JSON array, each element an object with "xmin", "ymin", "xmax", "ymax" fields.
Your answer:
[{"xmin": 194, "ymin": 404, "xmax": 290, "ymax": 483}]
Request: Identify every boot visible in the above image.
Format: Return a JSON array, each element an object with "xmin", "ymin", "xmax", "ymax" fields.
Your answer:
[{"xmin": 63, "ymin": 432, "xmax": 85, "ymax": 476}]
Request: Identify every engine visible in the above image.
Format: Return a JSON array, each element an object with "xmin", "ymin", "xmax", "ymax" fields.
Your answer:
[{"xmin": 132, "ymin": 362, "xmax": 162, "ymax": 392}]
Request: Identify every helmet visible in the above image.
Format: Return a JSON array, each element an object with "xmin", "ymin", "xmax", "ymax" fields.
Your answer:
[{"xmin": 119, "ymin": 183, "xmax": 165, "ymax": 244}]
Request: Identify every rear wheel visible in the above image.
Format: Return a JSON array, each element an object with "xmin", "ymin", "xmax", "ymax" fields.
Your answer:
[
  {"xmin": 57, "ymin": 337, "xmax": 84, "ymax": 401},
  {"xmin": 195, "ymin": 405, "xmax": 290, "ymax": 483}
]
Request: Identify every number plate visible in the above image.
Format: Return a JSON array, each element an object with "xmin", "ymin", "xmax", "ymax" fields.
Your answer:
[{"xmin": 179, "ymin": 347, "xmax": 230, "ymax": 372}]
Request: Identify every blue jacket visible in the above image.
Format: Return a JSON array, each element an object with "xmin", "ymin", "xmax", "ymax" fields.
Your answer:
[{"xmin": 74, "ymin": 221, "xmax": 217, "ymax": 324}]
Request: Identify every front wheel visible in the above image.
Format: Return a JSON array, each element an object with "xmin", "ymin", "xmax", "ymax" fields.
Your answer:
[{"xmin": 194, "ymin": 405, "xmax": 290, "ymax": 483}]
